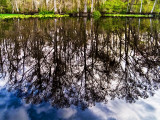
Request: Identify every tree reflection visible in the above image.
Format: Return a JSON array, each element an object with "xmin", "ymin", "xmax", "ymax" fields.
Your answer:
[{"xmin": 0, "ymin": 18, "xmax": 159, "ymax": 110}]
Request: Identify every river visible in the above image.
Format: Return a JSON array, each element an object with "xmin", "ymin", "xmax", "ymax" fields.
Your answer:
[{"xmin": 0, "ymin": 17, "xmax": 159, "ymax": 120}]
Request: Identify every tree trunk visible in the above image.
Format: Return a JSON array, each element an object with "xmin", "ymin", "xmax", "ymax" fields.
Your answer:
[
  {"xmin": 54, "ymin": 0, "xmax": 57, "ymax": 13},
  {"xmin": 46, "ymin": 0, "xmax": 48, "ymax": 10},
  {"xmin": 130, "ymin": 0, "xmax": 135, "ymax": 13},
  {"xmin": 76, "ymin": 0, "xmax": 80, "ymax": 16},
  {"xmin": 15, "ymin": 0, "xmax": 19, "ymax": 12},
  {"xmin": 127, "ymin": 0, "xmax": 130, "ymax": 12},
  {"xmin": 59, "ymin": 0, "xmax": 62, "ymax": 13},
  {"xmin": 32, "ymin": 0, "xmax": 37, "ymax": 11},
  {"xmin": 151, "ymin": 0, "xmax": 157, "ymax": 13},
  {"xmin": 91, "ymin": 0, "xmax": 94, "ymax": 13},
  {"xmin": 140, "ymin": 0, "xmax": 143, "ymax": 13},
  {"xmin": 84, "ymin": 0, "xmax": 87, "ymax": 13}
]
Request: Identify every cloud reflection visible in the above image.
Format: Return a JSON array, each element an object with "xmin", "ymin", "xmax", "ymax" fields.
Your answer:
[{"xmin": 0, "ymin": 88, "xmax": 160, "ymax": 120}]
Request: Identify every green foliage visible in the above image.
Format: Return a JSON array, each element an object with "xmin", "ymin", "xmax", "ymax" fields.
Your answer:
[
  {"xmin": 98, "ymin": 3, "xmax": 106, "ymax": 12},
  {"xmin": 0, "ymin": 14, "xmax": 69, "ymax": 19},
  {"xmin": 66, "ymin": 9, "xmax": 77, "ymax": 14},
  {"xmin": 98, "ymin": 17, "xmax": 159, "ymax": 34},
  {"xmin": 104, "ymin": 14, "xmax": 153, "ymax": 17},
  {"xmin": 104, "ymin": 0, "xmax": 127, "ymax": 13},
  {"xmin": 0, "ymin": 0, "xmax": 160, "ymax": 14},
  {"xmin": 99, "ymin": 17, "xmax": 125, "ymax": 32},
  {"xmin": 93, "ymin": 10, "xmax": 101, "ymax": 19},
  {"xmin": 39, "ymin": 11, "xmax": 54, "ymax": 15},
  {"xmin": 0, "ymin": 0, "xmax": 12, "ymax": 13},
  {"xmin": 87, "ymin": 6, "xmax": 91, "ymax": 12}
]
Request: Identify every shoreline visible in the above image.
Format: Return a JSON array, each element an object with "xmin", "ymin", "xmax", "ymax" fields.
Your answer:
[
  {"xmin": 0, "ymin": 13, "xmax": 158, "ymax": 19},
  {"xmin": 103, "ymin": 14, "xmax": 153, "ymax": 17},
  {"xmin": 0, "ymin": 14, "xmax": 69, "ymax": 19}
]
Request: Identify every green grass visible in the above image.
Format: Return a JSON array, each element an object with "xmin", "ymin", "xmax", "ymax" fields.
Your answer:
[
  {"xmin": 0, "ymin": 13, "xmax": 154, "ymax": 19},
  {"xmin": 104, "ymin": 14, "xmax": 153, "ymax": 17},
  {"xmin": 0, "ymin": 14, "xmax": 69, "ymax": 19}
]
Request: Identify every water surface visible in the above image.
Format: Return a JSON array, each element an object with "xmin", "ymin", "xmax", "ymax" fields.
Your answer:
[{"xmin": 0, "ymin": 17, "xmax": 159, "ymax": 120}]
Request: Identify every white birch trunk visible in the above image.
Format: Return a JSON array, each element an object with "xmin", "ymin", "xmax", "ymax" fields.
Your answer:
[
  {"xmin": 140, "ymin": 0, "xmax": 143, "ymax": 13},
  {"xmin": 84, "ymin": 0, "xmax": 87, "ymax": 13},
  {"xmin": 151, "ymin": 0, "xmax": 157, "ymax": 13},
  {"xmin": 91, "ymin": 0, "xmax": 94, "ymax": 13},
  {"xmin": 54, "ymin": 0, "xmax": 57, "ymax": 13},
  {"xmin": 15, "ymin": 0, "xmax": 19, "ymax": 12},
  {"xmin": 77, "ymin": 0, "xmax": 80, "ymax": 12},
  {"xmin": 46, "ymin": 0, "xmax": 48, "ymax": 10}
]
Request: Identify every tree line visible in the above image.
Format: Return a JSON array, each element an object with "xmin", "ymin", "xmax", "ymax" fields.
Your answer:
[{"xmin": 0, "ymin": 0, "xmax": 160, "ymax": 14}]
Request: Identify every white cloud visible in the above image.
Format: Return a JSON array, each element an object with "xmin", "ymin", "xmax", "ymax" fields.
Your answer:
[
  {"xmin": 0, "ymin": 75, "xmax": 9, "ymax": 87},
  {"xmin": 7, "ymin": 107, "xmax": 30, "ymax": 120},
  {"xmin": 58, "ymin": 107, "xmax": 77, "ymax": 119},
  {"xmin": 36, "ymin": 104, "xmax": 52, "ymax": 114}
]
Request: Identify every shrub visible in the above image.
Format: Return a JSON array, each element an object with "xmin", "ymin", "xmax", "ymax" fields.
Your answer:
[
  {"xmin": 39, "ymin": 10, "xmax": 54, "ymax": 15},
  {"xmin": 93, "ymin": 10, "xmax": 101, "ymax": 19}
]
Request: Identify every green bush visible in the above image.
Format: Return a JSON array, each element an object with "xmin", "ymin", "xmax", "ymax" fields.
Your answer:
[
  {"xmin": 104, "ymin": 0, "xmax": 127, "ymax": 13},
  {"xmin": 87, "ymin": 6, "xmax": 91, "ymax": 12},
  {"xmin": 93, "ymin": 10, "xmax": 101, "ymax": 19},
  {"xmin": 39, "ymin": 10, "xmax": 54, "ymax": 15},
  {"xmin": 66, "ymin": 9, "xmax": 77, "ymax": 14}
]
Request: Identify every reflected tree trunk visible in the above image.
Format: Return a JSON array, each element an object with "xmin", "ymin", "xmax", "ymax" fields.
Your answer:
[
  {"xmin": 83, "ymin": 18, "xmax": 87, "ymax": 102},
  {"xmin": 150, "ymin": 19, "xmax": 153, "ymax": 34},
  {"xmin": 138, "ymin": 18, "xmax": 141, "ymax": 32},
  {"xmin": 0, "ymin": 18, "xmax": 160, "ymax": 108}
]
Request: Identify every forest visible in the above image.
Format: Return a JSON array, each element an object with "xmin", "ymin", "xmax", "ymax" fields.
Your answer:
[{"xmin": 0, "ymin": 0, "xmax": 160, "ymax": 14}]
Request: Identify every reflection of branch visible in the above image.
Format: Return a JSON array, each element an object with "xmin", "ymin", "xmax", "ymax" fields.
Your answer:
[{"xmin": 0, "ymin": 18, "xmax": 159, "ymax": 110}]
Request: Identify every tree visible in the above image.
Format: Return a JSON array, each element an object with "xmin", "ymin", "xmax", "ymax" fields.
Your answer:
[
  {"xmin": 151, "ymin": 0, "xmax": 157, "ymax": 13},
  {"xmin": 140, "ymin": 0, "xmax": 143, "ymax": 13},
  {"xmin": 11, "ymin": 0, "xmax": 19, "ymax": 13},
  {"xmin": 91, "ymin": 0, "xmax": 94, "ymax": 13},
  {"xmin": 54, "ymin": 0, "xmax": 57, "ymax": 13},
  {"xmin": 84, "ymin": 0, "xmax": 87, "ymax": 13}
]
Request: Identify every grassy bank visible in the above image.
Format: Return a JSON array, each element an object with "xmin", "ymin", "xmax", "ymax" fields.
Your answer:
[
  {"xmin": 0, "ymin": 13, "xmax": 156, "ymax": 19},
  {"xmin": 104, "ymin": 14, "xmax": 153, "ymax": 17},
  {"xmin": 0, "ymin": 14, "xmax": 69, "ymax": 19}
]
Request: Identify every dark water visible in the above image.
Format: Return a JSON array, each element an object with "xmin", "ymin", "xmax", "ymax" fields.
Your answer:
[{"xmin": 0, "ymin": 17, "xmax": 160, "ymax": 120}]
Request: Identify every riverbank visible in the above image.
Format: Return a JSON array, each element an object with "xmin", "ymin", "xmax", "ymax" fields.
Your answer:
[
  {"xmin": 0, "ymin": 14, "xmax": 69, "ymax": 19},
  {"xmin": 104, "ymin": 14, "xmax": 154, "ymax": 17},
  {"xmin": 0, "ymin": 13, "xmax": 157, "ymax": 19},
  {"xmin": 69, "ymin": 12, "xmax": 155, "ymax": 18}
]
